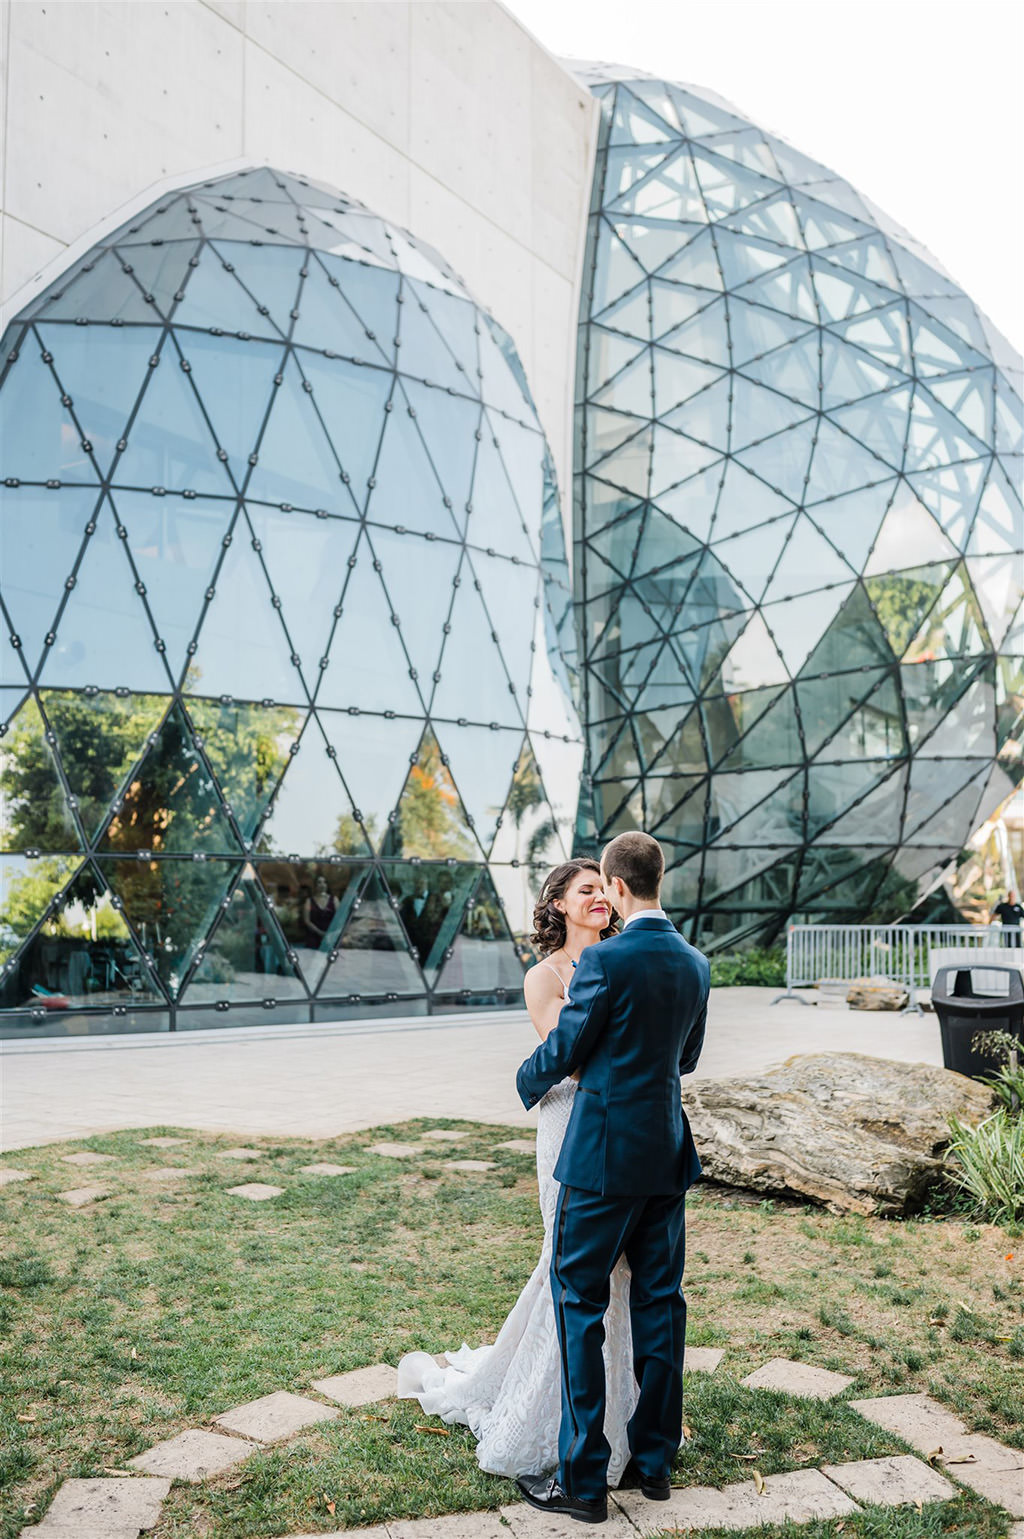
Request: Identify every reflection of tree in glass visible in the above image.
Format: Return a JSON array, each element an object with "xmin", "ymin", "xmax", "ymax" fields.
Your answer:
[
  {"xmin": 319, "ymin": 811, "xmax": 376, "ymax": 856},
  {"xmin": 865, "ymin": 571, "xmax": 949, "ymax": 658},
  {"xmin": 505, "ymin": 744, "xmax": 557, "ymax": 880},
  {"xmin": 0, "ymin": 858, "xmax": 80, "ymax": 963},
  {"xmin": 386, "ymin": 732, "xmax": 475, "ymax": 859},
  {"xmin": 187, "ymin": 697, "xmax": 300, "ymax": 840}
]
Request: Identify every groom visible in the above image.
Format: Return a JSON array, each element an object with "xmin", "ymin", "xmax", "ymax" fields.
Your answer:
[{"xmin": 514, "ymin": 831, "xmax": 709, "ymax": 1524}]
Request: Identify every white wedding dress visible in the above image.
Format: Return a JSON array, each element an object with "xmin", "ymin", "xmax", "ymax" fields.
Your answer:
[{"xmin": 397, "ymin": 965, "xmax": 638, "ymax": 1483}]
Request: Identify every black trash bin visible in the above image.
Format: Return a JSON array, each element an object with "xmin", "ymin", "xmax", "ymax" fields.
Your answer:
[{"xmin": 931, "ymin": 964, "xmax": 1024, "ymax": 1079}]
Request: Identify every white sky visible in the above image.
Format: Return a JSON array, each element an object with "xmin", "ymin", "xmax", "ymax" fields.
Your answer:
[{"xmin": 504, "ymin": 0, "xmax": 1024, "ymax": 355}]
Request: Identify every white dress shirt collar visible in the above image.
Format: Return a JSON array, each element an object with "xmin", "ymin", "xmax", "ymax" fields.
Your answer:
[{"xmin": 622, "ymin": 907, "xmax": 669, "ymax": 927}]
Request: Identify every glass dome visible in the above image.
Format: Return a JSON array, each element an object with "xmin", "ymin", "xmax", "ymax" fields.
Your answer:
[
  {"xmin": 0, "ymin": 167, "xmax": 581, "ymax": 1032},
  {"xmin": 572, "ymin": 68, "xmax": 1023, "ymax": 947}
]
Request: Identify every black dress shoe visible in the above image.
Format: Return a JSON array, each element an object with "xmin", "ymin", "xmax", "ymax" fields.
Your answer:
[
  {"xmin": 515, "ymin": 1472, "xmax": 608, "ymax": 1523},
  {"xmin": 620, "ymin": 1457, "xmax": 671, "ymax": 1500}
]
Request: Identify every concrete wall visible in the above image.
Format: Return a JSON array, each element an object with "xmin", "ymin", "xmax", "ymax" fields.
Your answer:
[{"xmin": 0, "ymin": 0, "xmax": 597, "ymax": 509}]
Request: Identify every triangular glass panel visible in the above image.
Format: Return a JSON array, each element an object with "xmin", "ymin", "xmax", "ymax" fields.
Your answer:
[
  {"xmin": 0, "ymin": 853, "xmax": 82, "ymax": 967},
  {"xmin": 737, "ymin": 333, "xmax": 820, "ymax": 410},
  {"xmin": 171, "ymin": 242, "xmax": 284, "ymax": 339},
  {"xmin": 409, "ymin": 280, "xmax": 479, "ymax": 379},
  {"xmin": 181, "ymin": 865, "xmax": 306, "ymax": 1005},
  {"xmin": 829, "ymin": 385, "xmax": 913, "ymax": 469},
  {"xmin": 527, "ymin": 729, "xmax": 583, "ymax": 856},
  {"xmin": 317, "ymin": 868, "xmax": 424, "ymax": 1001},
  {"xmin": 211, "ymin": 243, "xmax": 305, "ymax": 335},
  {"xmin": 737, "ymin": 257, "xmax": 817, "ymax": 321},
  {"xmin": 36, "ymin": 324, "xmax": 157, "ymax": 478},
  {"xmin": 763, "ymin": 583, "xmax": 856, "ymax": 675},
  {"xmin": 254, "ymin": 718, "xmax": 368, "ymax": 859},
  {"xmin": 247, "ymin": 858, "xmax": 361, "ymax": 992},
  {"xmin": 761, "ymin": 515, "xmax": 856, "ymax": 603},
  {"xmin": 25, "ymin": 249, "xmax": 157, "ymax": 325},
  {"xmin": 591, "ymin": 220, "xmax": 649, "ymax": 313},
  {"xmin": 402, "ymin": 380, "xmax": 481, "ymax": 528},
  {"xmin": 113, "ymin": 487, "xmax": 231, "ymax": 683},
  {"xmin": 314, "ymin": 256, "xmax": 398, "ymax": 360},
  {"xmin": 596, "ymin": 283, "xmax": 653, "ymax": 340},
  {"xmin": 99, "ymin": 854, "xmax": 238, "ymax": 998},
  {"xmin": 653, "ymin": 228, "xmax": 725, "ymax": 294},
  {"xmin": 289, "ymin": 259, "xmax": 389, "ymax": 365},
  {"xmin": 925, "ymin": 371, "xmax": 995, "ymax": 446},
  {"xmin": 690, "ymin": 147, "xmax": 781, "ymax": 222},
  {"xmin": 490, "ymin": 735, "xmax": 562, "ymax": 870},
  {"xmin": 713, "ymin": 228, "xmax": 790, "ymax": 290},
  {"xmin": 98, "ymin": 700, "xmax": 240, "ymax": 855},
  {"xmin": 803, "ymin": 419, "xmax": 892, "ymax": 502},
  {"xmin": 610, "ymin": 151, "xmax": 707, "ymax": 226},
  {"xmin": 902, "ymin": 759, "xmax": 987, "ymax": 843},
  {"xmin": 0, "ymin": 339, "xmax": 101, "ymax": 484},
  {"xmin": 965, "ymin": 554, "xmax": 1020, "ymax": 648},
  {"xmin": 187, "ymin": 533, "xmax": 307, "ymax": 706},
  {"xmin": 0, "ymin": 485, "xmax": 101, "ymax": 686},
  {"xmin": 719, "ymin": 191, "xmax": 802, "ymax": 247},
  {"xmin": 433, "ymin": 720, "xmax": 520, "ymax": 855},
  {"xmin": 0, "ymin": 695, "xmax": 81, "ymax": 853},
  {"xmin": 902, "ymin": 564, "xmax": 990, "ymax": 664},
  {"xmin": 38, "ymin": 504, "xmax": 171, "ymax": 694},
  {"xmin": 670, "ymin": 86, "xmax": 749, "ymax": 139},
  {"xmin": 588, "ymin": 327, "xmax": 649, "ymax": 388},
  {"xmin": 819, "ymin": 333, "xmax": 905, "ymax": 411},
  {"xmin": 650, "ymin": 425, "xmax": 720, "ymax": 496},
  {"xmin": 0, "ymin": 687, "xmax": 28, "ymax": 729},
  {"xmin": 719, "ymin": 609, "xmax": 790, "ymax": 690},
  {"xmin": 804, "ymin": 482, "xmax": 895, "ymax": 572},
  {"xmin": 315, "ymin": 536, "xmax": 425, "ymax": 716},
  {"xmin": 609, "ymin": 86, "xmax": 679, "ymax": 145},
  {"xmin": 864, "ymin": 563, "xmax": 954, "ymax": 657},
  {"xmin": 585, "ymin": 408, "xmax": 648, "ymax": 467},
  {"xmin": 827, "ymin": 302, "xmax": 911, "ymax": 374},
  {"xmin": 397, "ymin": 287, "xmax": 469, "ymax": 394},
  {"xmin": 616, "ymin": 220, "xmax": 699, "ymax": 276},
  {"xmin": 478, "ymin": 319, "xmax": 529, "ymax": 417},
  {"xmin": 316, "ymin": 709, "xmax": 423, "ymax": 854},
  {"xmin": 468, "ymin": 424, "xmax": 536, "ymax": 562},
  {"xmin": 243, "ymin": 505, "xmax": 360, "ymax": 688},
  {"xmin": 812, "ymin": 769, "xmax": 906, "ymax": 848},
  {"xmin": 242, "ymin": 353, "xmax": 349, "ymax": 513},
  {"xmin": 903, "ymin": 380, "xmax": 987, "ymax": 471},
  {"xmin": 734, "ymin": 418, "xmax": 817, "ymax": 504},
  {"xmin": 710, "ymin": 459, "xmax": 794, "ymax": 540},
  {"xmin": 111, "ymin": 343, "xmax": 234, "ymax": 497},
  {"xmin": 39, "ymin": 689, "xmax": 169, "ymax": 845},
  {"xmin": 915, "ymin": 674, "xmax": 994, "ymax": 760},
  {"xmin": 366, "ymin": 524, "xmax": 461, "ymax": 687},
  {"xmin": 652, "ymin": 350, "xmax": 720, "ymax": 417},
  {"xmin": 719, "ymin": 775, "xmax": 805, "ymax": 847},
  {"xmin": 175, "ymin": 332, "xmax": 285, "ymax": 490},
  {"xmin": 109, "ymin": 238, "xmax": 203, "ymax": 321},
  {"xmin": 432, "ymin": 866, "xmax": 524, "ymax": 999},
  {"xmin": 380, "ymin": 860, "xmax": 479, "ymax": 981},
  {"xmin": 366, "ymin": 386, "xmax": 459, "ymax": 538},
  {"xmin": 968, "ymin": 462, "xmax": 1021, "ymax": 558},
  {"xmin": 185, "ymin": 697, "xmax": 302, "ymax": 841},
  {"xmin": 800, "ymin": 669, "xmax": 901, "ymax": 760},
  {"xmin": 467, "ymin": 548, "xmax": 540, "ymax": 703},
  {"xmin": 489, "ymin": 413, "xmax": 545, "ymax": 549},
  {"xmin": 709, "ymin": 766, "xmax": 801, "ymax": 834},
  {"xmin": 863, "ymin": 487, "xmax": 958, "ymax": 576},
  {"xmin": 730, "ymin": 377, "xmax": 815, "ymax": 449},
  {"xmin": 379, "ymin": 726, "xmax": 477, "ymax": 859},
  {"xmin": 798, "ymin": 583, "xmax": 895, "ymax": 676},
  {"xmin": 431, "ymin": 574, "xmax": 522, "ymax": 729},
  {"xmin": 726, "ymin": 298, "xmax": 815, "ymax": 366},
  {"xmin": 593, "ymin": 351, "xmax": 654, "ymax": 417}
]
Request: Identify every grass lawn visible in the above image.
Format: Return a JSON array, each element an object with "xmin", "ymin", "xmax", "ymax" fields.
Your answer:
[{"xmin": 1, "ymin": 1121, "xmax": 1021, "ymax": 1539}]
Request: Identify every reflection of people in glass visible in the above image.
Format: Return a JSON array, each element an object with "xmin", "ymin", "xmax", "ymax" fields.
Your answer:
[
  {"xmin": 993, "ymin": 890, "xmax": 1024, "ymax": 946},
  {"xmin": 400, "ymin": 877, "xmax": 433, "ymax": 956},
  {"xmin": 302, "ymin": 874, "xmax": 336, "ymax": 948}
]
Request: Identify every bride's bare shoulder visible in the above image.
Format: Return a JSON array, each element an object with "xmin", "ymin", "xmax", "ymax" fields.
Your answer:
[{"xmin": 524, "ymin": 958, "xmax": 561, "ymax": 1001}]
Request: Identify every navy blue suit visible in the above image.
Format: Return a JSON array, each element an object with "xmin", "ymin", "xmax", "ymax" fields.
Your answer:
[{"xmin": 516, "ymin": 916, "xmax": 709, "ymax": 1499}]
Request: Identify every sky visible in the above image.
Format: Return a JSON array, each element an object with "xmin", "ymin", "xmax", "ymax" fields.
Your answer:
[{"xmin": 503, "ymin": 0, "xmax": 1024, "ymax": 355}]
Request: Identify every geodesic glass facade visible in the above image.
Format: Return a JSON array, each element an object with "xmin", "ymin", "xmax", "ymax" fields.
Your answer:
[
  {"xmin": 0, "ymin": 167, "xmax": 583, "ymax": 1034},
  {"xmin": 573, "ymin": 68, "xmax": 1024, "ymax": 948}
]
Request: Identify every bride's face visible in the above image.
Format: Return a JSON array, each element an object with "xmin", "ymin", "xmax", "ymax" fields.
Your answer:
[{"xmin": 559, "ymin": 871, "xmax": 612, "ymax": 934}]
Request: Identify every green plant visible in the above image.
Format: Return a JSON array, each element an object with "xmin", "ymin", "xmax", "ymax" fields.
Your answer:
[
  {"xmin": 972, "ymin": 1030, "xmax": 1024, "ymax": 1114},
  {"xmin": 945, "ymin": 1109, "xmax": 1024, "ymax": 1224},
  {"xmin": 708, "ymin": 947, "xmax": 786, "ymax": 987}
]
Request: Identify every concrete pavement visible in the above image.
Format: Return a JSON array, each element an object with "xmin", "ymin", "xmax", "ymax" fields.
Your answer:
[{"xmin": 0, "ymin": 989, "xmax": 944, "ymax": 1153}]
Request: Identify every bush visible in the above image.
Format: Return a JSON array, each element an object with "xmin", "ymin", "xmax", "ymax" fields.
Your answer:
[
  {"xmin": 944, "ymin": 1110, "xmax": 1024, "ymax": 1225},
  {"xmin": 708, "ymin": 947, "xmax": 786, "ymax": 987}
]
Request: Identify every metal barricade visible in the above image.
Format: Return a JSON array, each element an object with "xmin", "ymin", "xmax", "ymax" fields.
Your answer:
[{"xmin": 773, "ymin": 924, "xmax": 1023, "ymax": 1011}]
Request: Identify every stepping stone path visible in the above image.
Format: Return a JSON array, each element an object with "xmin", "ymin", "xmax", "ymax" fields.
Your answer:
[
  {"xmin": 616, "ymin": 1468, "xmax": 859, "ymax": 1535},
  {"xmin": 444, "ymin": 1159, "xmax": 495, "ymax": 1172},
  {"xmin": 17, "ymin": 1475, "xmax": 169, "ymax": 1537},
  {"xmin": 62, "ymin": 1151, "xmax": 116, "ymax": 1166},
  {"xmin": 741, "ymin": 1358, "xmax": 855, "ymax": 1399},
  {"xmin": 58, "ymin": 1184, "xmax": 112, "ymax": 1207},
  {"xmin": 685, "ymin": 1346, "xmax": 725, "ymax": 1373},
  {"xmin": 216, "ymin": 1147, "xmax": 264, "ymax": 1161},
  {"xmin": 299, "ymin": 1163, "xmax": 357, "ymax": 1176},
  {"xmin": 227, "ymin": 1183, "xmax": 284, "ymax": 1201},
  {"xmin": 821, "ymin": 1453, "xmax": 955, "ymax": 1507},
  {"xmin": 215, "ymin": 1390, "xmax": 339, "ymax": 1442},
  {"xmin": 129, "ymin": 1429, "xmax": 257, "ymax": 1482},
  {"xmin": 851, "ymin": 1392, "xmax": 1024, "ymax": 1517},
  {"xmin": 495, "ymin": 1139, "xmax": 536, "ymax": 1154},
  {"xmin": 314, "ymin": 1365, "xmax": 397, "ymax": 1405},
  {"xmin": 421, "ymin": 1130, "xmax": 469, "ymax": 1142},
  {"xmin": 140, "ymin": 1167, "xmax": 199, "ymax": 1182},
  {"xmin": 0, "ymin": 1168, "xmax": 33, "ymax": 1186},
  {"xmin": 138, "ymin": 1137, "xmax": 189, "ymax": 1148},
  {"xmin": 368, "ymin": 1142, "xmax": 421, "ymax": 1158}
]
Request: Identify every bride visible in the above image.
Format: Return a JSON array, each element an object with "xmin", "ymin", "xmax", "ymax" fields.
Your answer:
[{"xmin": 397, "ymin": 858, "xmax": 638, "ymax": 1483}]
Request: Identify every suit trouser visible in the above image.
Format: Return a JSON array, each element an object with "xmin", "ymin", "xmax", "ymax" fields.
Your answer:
[{"xmin": 550, "ymin": 1182, "xmax": 687, "ymax": 1500}]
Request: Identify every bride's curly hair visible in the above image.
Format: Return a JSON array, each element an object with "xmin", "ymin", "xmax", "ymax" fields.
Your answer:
[{"xmin": 530, "ymin": 858, "xmax": 620, "ymax": 956}]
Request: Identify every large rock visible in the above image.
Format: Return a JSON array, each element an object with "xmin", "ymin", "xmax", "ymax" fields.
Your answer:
[
  {"xmin": 682, "ymin": 1053, "xmax": 993, "ymax": 1216},
  {"xmin": 846, "ymin": 979, "xmax": 909, "ymax": 1011}
]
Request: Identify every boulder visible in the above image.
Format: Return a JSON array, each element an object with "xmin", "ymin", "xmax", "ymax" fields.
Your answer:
[
  {"xmin": 846, "ymin": 978, "xmax": 909, "ymax": 1011},
  {"xmin": 682, "ymin": 1053, "xmax": 993, "ymax": 1216}
]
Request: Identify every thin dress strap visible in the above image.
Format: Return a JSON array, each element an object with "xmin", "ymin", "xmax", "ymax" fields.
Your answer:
[{"xmin": 538, "ymin": 959, "xmax": 570, "ymax": 998}]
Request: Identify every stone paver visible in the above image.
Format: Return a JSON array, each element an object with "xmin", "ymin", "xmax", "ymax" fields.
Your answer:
[
  {"xmin": 276, "ymin": 1530, "xmax": 391, "ymax": 1539},
  {"xmin": 0, "ymin": 1167, "xmax": 33, "ymax": 1185},
  {"xmin": 851, "ymin": 1394, "xmax": 1024, "ymax": 1518},
  {"xmin": 30, "ymin": 1476, "xmax": 170, "ymax": 1532},
  {"xmin": 503, "ymin": 1499, "xmax": 638, "ymax": 1536},
  {"xmin": 215, "ymin": 1389, "xmax": 339, "ymax": 1442},
  {"xmin": 615, "ymin": 1468, "xmax": 859, "ymax": 1535},
  {"xmin": 390, "ymin": 1515, "xmax": 510, "ymax": 1538},
  {"xmin": 368, "ymin": 1142, "xmax": 421, "ymax": 1158},
  {"xmin": 444, "ymin": 1159, "xmax": 495, "ymax": 1172},
  {"xmin": 495, "ymin": 1139, "xmax": 536, "ymax": 1154},
  {"xmin": 58, "ymin": 1185, "xmax": 112, "ymax": 1207},
  {"xmin": 61, "ymin": 1151, "xmax": 116, "ymax": 1166},
  {"xmin": 822, "ymin": 1454, "xmax": 955, "ymax": 1507},
  {"xmin": 19, "ymin": 1525, "xmax": 141, "ymax": 1538},
  {"xmin": 129, "ymin": 1428, "xmax": 258, "ymax": 1481},
  {"xmin": 1008, "ymin": 1524, "xmax": 1024, "ymax": 1539},
  {"xmin": 140, "ymin": 1166, "xmax": 199, "ymax": 1182},
  {"xmin": 685, "ymin": 1346, "xmax": 725, "ymax": 1373},
  {"xmin": 216, "ymin": 1146, "xmax": 264, "ymax": 1160},
  {"xmin": 227, "ymin": 1183, "xmax": 284, "ymax": 1201},
  {"xmin": 313, "ymin": 1364, "xmax": 396, "ymax": 1406},
  {"xmin": 299, "ymin": 1163, "xmax": 357, "ymax": 1176},
  {"xmin": 420, "ymin": 1130, "xmax": 469, "ymax": 1142},
  {"xmin": 741, "ymin": 1358, "xmax": 855, "ymax": 1400},
  {"xmin": 138, "ymin": 1136, "xmax": 189, "ymax": 1148}
]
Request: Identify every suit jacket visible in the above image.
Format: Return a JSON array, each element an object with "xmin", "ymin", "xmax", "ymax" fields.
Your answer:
[{"xmin": 516, "ymin": 916, "xmax": 709, "ymax": 1197}]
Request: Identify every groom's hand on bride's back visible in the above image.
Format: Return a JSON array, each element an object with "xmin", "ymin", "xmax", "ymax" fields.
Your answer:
[{"xmin": 515, "ymin": 946, "xmax": 610, "ymax": 1110}]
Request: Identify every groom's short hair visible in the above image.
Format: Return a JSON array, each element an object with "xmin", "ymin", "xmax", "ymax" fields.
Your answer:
[{"xmin": 601, "ymin": 831, "xmax": 664, "ymax": 900}]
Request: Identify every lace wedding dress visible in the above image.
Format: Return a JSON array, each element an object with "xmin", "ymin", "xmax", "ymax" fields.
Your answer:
[{"xmin": 397, "ymin": 973, "xmax": 638, "ymax": 1483}]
